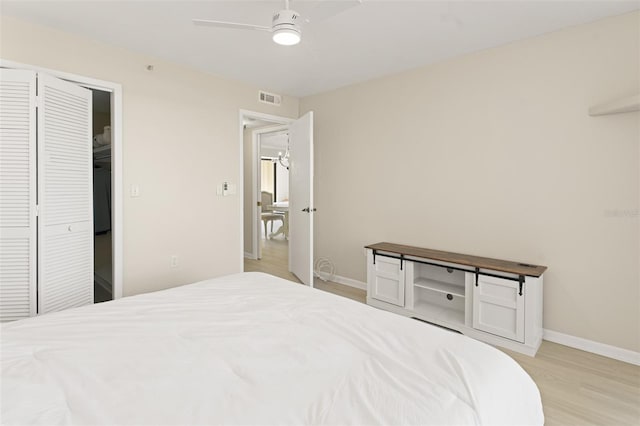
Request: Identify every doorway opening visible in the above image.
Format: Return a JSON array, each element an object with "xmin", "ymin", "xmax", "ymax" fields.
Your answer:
[
  {"xmin": 0, "ymin": 59, "xmax": 124, "ymax": 311},
  {"xmin": 90, "ymin": 88, "xmax": 113, "ymax": 303},
  {"xmin": 241, "ymin": 112, "xmax": 295, "ymax": 282},
  {"xmin": 259, "ymin": 129, "xmax": 290, "ymax": 241},
  {"xmin": 240, "ymin": 109, "xmax": 315, "ymax": 287}
]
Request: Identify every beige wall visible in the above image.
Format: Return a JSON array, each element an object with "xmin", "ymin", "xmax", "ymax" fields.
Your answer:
[
  {"xmin": 301, "ymin": 12, "xmax": 640, "ymax": 351},
  {"xmin": 0, "ymin": 15, "xmax": 299, "ymax": 296}
]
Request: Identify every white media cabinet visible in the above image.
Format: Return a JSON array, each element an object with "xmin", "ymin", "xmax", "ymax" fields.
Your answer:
[{"xmin": 365, "ymin": 242, "xmax": 547, "ymax": 356}]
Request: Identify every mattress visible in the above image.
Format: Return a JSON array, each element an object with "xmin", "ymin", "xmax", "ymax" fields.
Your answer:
[{"xmin": 1, "ymin": 272, "xmax": 543, "ymax": 425}]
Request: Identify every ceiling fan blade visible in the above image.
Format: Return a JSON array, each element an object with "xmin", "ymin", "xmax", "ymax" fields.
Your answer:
[{"xmin": 192, "ymin": 19, "xmax": 272, "ymax": 32}]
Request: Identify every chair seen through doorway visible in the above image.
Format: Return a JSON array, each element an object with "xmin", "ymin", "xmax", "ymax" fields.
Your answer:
[{"xmin": 261, "ymin": 191, "xmax": 284, "ymax": 239}]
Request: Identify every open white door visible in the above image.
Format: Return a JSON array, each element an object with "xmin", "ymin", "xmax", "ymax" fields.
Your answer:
[
  {"xmin": 37, "ymin": 73, "xmax": 94, "ymax": 314},
  {"xmin": 0, "ymin": 69, "xmax": 37, "ymax": 321},
  {"xmin": 288, "ymin": 112, "xmax": 314, "ymax": 286}
]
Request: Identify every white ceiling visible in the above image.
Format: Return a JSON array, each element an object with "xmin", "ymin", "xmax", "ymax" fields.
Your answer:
[{"xmin": 2, "ymin": 1, "xmax": 638, "ymax": 97}]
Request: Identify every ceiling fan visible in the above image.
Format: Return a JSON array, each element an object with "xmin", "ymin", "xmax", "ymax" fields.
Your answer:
[{"xmin": 193, "ymin": 0, "xmax": 361, "ymax": 46}]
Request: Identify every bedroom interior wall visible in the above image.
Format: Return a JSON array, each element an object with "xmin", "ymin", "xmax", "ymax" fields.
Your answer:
[
  {"xmin": 0, "ymin": 15, "xmax": 299, "ymax": 296},
  {"xmin": 300, "ymin": 11, "xmax": 640, "ymax": 352}
]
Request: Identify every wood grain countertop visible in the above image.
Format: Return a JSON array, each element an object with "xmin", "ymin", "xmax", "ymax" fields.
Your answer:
[{"xmin": 365, "ymin": 242, "xmax": 547, "ymax": 277}]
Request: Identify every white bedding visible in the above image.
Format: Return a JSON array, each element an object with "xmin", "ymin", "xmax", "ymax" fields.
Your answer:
[{"xmin": 1, "ymin": 272, "xmax": 543, "ymax": 425}]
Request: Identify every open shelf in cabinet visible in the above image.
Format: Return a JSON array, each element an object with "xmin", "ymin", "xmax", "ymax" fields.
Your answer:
[
  {"xmin": 413, "ymin": 262, "xmax": 465, "ymax": 295},
  {"xmin": 413, "ymin": 300, "xmax": 465, "ymax": 326},
  {"xmin": 412, "ymin": 284, "xmax": 466, "ymax": 327},
  {"xmin": 414, "ymin": 277, "xmax": 465, "ymax": 298}
]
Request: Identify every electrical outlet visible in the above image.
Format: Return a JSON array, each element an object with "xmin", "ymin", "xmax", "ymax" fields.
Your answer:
[{"xmin": 170, "ymin": 255, "xmax": 179, "ymax": 268}]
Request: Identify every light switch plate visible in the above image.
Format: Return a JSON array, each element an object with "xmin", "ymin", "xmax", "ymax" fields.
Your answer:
[
  {"xmin": 130, "ymin": 184, "xmax": 140, "ymax": 197},
  {"xmin": 216, "ymin": 181, "xmax": 236, "ymax": 196}
]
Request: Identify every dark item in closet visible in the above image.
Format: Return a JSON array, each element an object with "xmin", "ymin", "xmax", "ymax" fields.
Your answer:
[{"xmin": 93, "ymin": 167, "xmax": 111, "ymax": 234}]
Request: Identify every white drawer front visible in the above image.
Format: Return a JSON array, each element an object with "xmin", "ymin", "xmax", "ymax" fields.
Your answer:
[{"xmin": 472, "ymin": 274, "xmax": 525, "ymax": 343}]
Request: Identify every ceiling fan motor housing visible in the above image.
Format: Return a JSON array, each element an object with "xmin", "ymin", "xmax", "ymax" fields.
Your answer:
[{"xmin": 272, "ymin": 9, "xmax": 301, "ymax": 34}]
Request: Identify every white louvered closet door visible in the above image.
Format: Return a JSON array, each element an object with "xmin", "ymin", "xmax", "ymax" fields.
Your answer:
[
  {"xmin": 0, "ymin": 69, "xmax": 37, "ymax": 321},
  {"xmin": 37, "ymin": 73, "xmax": 94, "ymax": 314}
]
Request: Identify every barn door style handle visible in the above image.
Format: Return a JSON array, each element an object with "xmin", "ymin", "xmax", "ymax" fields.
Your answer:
[
  {"xmin": 301, "ymin": 207, "xmax": 317, "ymax": 213},
  {"xmin": 518, "ymin": 275, "xmax": 525, "ymax": 296}
]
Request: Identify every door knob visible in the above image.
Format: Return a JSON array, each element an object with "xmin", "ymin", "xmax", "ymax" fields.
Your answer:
[
  {"xmin": 68, "ymin": 225, "xmax": 73, "ymax": 232},
  {"xmin": 301, "ymin": 207, "xmax": 317, "ymax": 213}
]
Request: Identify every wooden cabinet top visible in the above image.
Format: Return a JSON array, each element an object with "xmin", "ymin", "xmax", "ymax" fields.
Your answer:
[{"xmin": 365, "ymin": 242, "xmax": 547, "ymax": 277}]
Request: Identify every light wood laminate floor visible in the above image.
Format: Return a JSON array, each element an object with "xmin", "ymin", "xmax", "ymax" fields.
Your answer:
[{"xmin": 244, "ymin": 238, "xmax": 639, "ymax": 426}]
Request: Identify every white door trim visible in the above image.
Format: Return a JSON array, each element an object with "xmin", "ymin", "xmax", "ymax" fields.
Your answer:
[
  {"xmin": 1, "ymin": 59, "xmax": 124, "ymax": 300},
  {"xmin": 238, "ymin": 110, "xmax": 293, "ymax": 270}
]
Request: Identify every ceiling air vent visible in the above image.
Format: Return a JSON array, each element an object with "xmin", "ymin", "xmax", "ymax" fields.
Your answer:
[{"xmin": 259, "ymin": 90, "xmax": 282, "ymax": 106}]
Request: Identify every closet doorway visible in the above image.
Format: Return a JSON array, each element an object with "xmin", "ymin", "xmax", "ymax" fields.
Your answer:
[
  {"xmin": 0, "ymin": 60, "xmax": 123, "ymax": 321},
  {"xmin": 91, "ymin": 88, "xmax": 113, "ymax": 303}
]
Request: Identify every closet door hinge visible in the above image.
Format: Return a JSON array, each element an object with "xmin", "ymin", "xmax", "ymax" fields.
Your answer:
[
  {"xmin": 35, "ymin": 205, "xmax": 39, "ymax": 217},
  {"xmin": 35, "ymin": 95, "xmax": 41, "ymax": 108}
]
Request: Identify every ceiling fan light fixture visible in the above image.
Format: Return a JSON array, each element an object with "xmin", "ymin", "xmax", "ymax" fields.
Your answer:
[
  {"xmin": 271, "ymin": 8, "xmax": 301, "ymax": 46},
  {"xmin": 272, "ymin": 27, "xmax": 301, "ymax": 46}
]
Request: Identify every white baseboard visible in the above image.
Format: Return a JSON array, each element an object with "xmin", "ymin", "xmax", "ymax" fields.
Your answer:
[
  {"xmin": 244, "ymin": 251, "xmax": 256, "ymax": 260},
  {"xmin": 543, "ymin": 329, "xmax": 640, "ymax": 366},
  {"xmin": 331, "ymin": 274, "xmax": 367, "ymax": 290}
]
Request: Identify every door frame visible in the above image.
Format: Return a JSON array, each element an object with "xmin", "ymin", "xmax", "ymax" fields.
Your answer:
[
  {"xmin": 239, "ymin": 110, "xmax": 292, "ymax": 268},
  {"xmin": 1, "ymin": 59, "xmax": 124, "ymax": 300}
]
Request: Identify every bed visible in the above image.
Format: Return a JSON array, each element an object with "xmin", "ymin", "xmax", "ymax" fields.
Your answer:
[{"xmin": 1, "ymin": 272, "xmax": 543, "ymax": 425}]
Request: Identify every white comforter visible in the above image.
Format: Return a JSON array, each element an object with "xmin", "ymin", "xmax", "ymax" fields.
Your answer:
[{"xmin": 1, "ymin": 272, "xmax": 543, "ymax": 425}]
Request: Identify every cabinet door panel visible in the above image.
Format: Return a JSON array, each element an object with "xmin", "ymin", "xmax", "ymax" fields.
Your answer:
[
  {"xmin": 376, "ymin": 259, "xmax": 401, "ymax": 276},
  {"xmin": 373, "ymin": 276, "xmax": 404, "ymax": 305},
  {"xmin": 473, "ymin": 274, "xmax": 524, "ymax": 342},
  {"xmin": 368, "ymin": 255, "xmax": 405, "ymax": 307}
]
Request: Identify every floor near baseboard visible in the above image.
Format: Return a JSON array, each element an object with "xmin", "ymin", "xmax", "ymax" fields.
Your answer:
[
  {"xmin": 243, "ymin": 237, "xmax": 366, "ymax": 303},
  {"xmin": 244, "ymin": 238, "xmax": 640, "ymax": 426}
]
